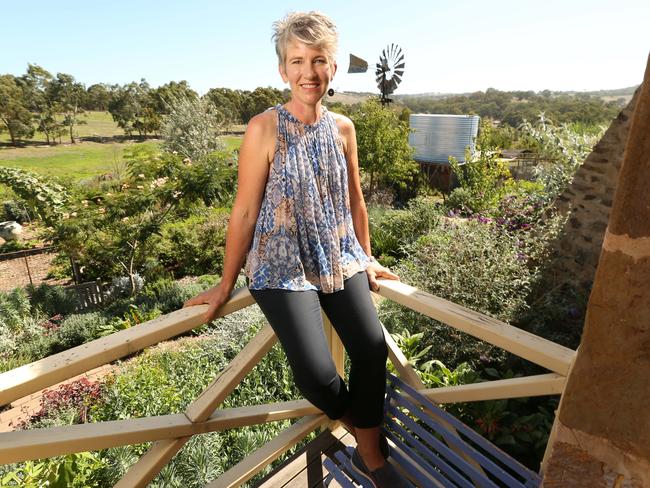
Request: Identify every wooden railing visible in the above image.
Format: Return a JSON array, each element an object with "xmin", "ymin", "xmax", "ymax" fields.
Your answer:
[{"xmin": 0, "ymin": 279, "xmax": 576, "ymax": 487}]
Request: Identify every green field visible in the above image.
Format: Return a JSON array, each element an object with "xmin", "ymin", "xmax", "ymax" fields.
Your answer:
[
  {"xmin": 0, "ymin": 111, "xmax": 242, "ymax": 201},
  {"xmin": 0, "ymin": 141, "xmax": 158, "ymax": 180},
  {"xmin": 0, "ymin": 111, "xmax": 124, "ymax": 144}
]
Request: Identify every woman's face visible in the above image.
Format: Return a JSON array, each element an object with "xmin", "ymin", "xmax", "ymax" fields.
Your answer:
[{"xmin": 280, "ymin": 40, "xmax": 337, "ymax": 106}]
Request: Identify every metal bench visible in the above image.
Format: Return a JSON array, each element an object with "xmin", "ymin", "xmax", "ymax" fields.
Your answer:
[{"xmin": 323, "ymin": 373, "xmax": 542, "ymax": 487}]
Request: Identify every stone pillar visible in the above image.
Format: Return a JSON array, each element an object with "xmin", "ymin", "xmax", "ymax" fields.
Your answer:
[
  {"xmin": 554, "ymin": 89, "xmax": 638, "ymax": 289},
  {"xmin": 542, "ymin": 54, "xmax": 650, "ymax": 487}
]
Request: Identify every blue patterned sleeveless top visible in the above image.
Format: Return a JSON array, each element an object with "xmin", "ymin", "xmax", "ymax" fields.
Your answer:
[{"xmin": 244, "ymin": 104, "xmax": 371, "ymax": 293}]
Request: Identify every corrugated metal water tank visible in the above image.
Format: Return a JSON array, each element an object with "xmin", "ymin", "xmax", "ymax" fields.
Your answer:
[{"xmin": 409, "ymin": 114, "xmax": 480, "ymax": 164}]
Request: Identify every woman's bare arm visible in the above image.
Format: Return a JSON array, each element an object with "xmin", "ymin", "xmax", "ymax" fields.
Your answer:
[
  {"xmin": 335, "ymin": 114, "xmax": 400, "ymax": 291},
  {"xmin": 336, "ymin": 115, "xmax": 372, "ymax": 256},
  {"xmin": 184, "ymin": 111, "xmax": 276, "ymax": 321}
]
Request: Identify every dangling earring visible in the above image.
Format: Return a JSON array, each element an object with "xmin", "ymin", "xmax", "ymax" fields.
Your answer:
[{"xmin": 327, "ymin": 88, "xmax": 334, "ymax": 96}]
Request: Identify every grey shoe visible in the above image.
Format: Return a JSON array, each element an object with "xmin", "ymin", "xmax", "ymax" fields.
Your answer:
[{"xmin": 351, "ymin": 447, "xmax": 409, "ymax": 487}]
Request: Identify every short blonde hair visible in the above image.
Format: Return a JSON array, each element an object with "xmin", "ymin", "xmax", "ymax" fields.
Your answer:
[{"xmin": 272, "ymin": 11, "xmax": 338, "ymax": 65}]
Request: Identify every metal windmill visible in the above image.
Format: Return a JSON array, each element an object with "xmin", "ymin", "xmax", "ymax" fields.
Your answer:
[{"xmin": 348, "ymin": 44, "xmax": 405, "ymax": 106}]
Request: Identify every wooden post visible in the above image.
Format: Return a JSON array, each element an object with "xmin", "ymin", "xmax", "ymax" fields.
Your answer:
[
  {"xmin": 23, "ymin": 255, "xmax": 32, "ymax": 286},
  {"xmin": 322, "ymin": 310, "xmax": 345, "ymax": 432},
  {"xmin": 322, "ymin": 310, "xmax": 345, "ymax": 378}
]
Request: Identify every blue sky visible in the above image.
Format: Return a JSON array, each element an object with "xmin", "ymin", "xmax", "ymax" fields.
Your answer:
[{"xmin": 2, "ymin": 0, "xmax": 648, "ymax": 95}]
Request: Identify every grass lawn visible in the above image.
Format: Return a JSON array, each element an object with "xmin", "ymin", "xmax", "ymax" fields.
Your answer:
[
  {"xmin": 0, "ymin": 111, "xmax": 123, "ymax": 145},
  {"xmin": 1, "ymin": 109, "xmax": 243, "ymax": 201},
  {"xmin": 0, "ymin": 141, "xmax": 160, "ymax": 180}
]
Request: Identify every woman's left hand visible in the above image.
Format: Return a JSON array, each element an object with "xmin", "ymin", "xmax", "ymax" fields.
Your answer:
[{"xmin": 366, "ymin": 258, "xmax": 400, "ymax": 292}]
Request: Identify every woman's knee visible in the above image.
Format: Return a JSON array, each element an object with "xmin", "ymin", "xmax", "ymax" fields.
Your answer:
[
  {"xmin": 291, "ymin": 360, "xmax": 339, "ymax": 395},
  {"xmin": 348, "ymin": 333, "xmax": 388, "ymax": 366}
]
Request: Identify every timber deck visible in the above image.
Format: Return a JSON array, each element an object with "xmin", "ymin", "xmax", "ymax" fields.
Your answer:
[{"xmin": 254, "ymin": 425, "xmax": 357, "ymax": 488}]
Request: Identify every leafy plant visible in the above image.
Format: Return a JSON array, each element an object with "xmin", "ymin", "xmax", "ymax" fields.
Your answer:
[
  {"xmin": 448, "ymin": 120, "xmax": 512, "ymax": 213},
  {"xmin": 0, "ymin": 167, "xmax": 68, "ymax": 224},
  {"xmin": 519, "ymin": 114, "xmax": 603, "ymax": 199},
  {"xmin": 368, "ymin": 195, "xmax": 441, "ymax": 265},
  {"xmin": 15, "ymin": 377, "xmax": 104, "ymax": 429},
  {"xmin": 0, "ymin": 452, "xmax": 107, "ymax": 487},
  {"xmin": 27, "ymin": 282, "xmax": 79, "ymax": 317},
  {"xmin": 351, "ymin": 99, "xmax": 418, "ymax": 201}
]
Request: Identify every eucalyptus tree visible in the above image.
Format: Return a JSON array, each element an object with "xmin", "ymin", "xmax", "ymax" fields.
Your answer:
[
  {"xmin": 48, "ymin": 72, "xmax": 86, "ymax": 143},
  {"xmin": 21, "ymin": 64, "xmax": 65, "ymax": 144},
  {"xmin": 0, "ymin": 74, "xmax": 33, "ymax": 145}
]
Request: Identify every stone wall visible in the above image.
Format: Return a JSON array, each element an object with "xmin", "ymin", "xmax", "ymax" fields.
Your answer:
[{"xmin": 554, "ymin": 89, "xmax": 639, "ymax": 288}]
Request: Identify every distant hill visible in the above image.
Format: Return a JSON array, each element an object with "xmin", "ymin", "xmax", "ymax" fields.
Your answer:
[{"xmin": 336, "ymin": 86, "xmax": 638, "ymax": 105}]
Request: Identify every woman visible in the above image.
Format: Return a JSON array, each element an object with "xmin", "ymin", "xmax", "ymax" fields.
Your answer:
[{"xmin": 184, "ymin": 12, "xmax": 406, "ymax": 487}]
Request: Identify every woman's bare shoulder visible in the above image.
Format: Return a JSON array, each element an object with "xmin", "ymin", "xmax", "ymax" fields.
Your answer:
[
  {"xmin": 330, "ymin": 111, "xmax": 355, "ymax": 153},
  {"xmin": 330, "ymin": 111, "xmax": 354, "ymax": 132},
  {"xmin": 246, "ymin": 109, "xmax": 278, "ymax": 136},
  {"xmin": 242, "ymin": 109, "xmax": 278, "ymax": 162}
]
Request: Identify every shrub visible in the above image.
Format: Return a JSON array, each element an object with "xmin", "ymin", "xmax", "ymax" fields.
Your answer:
[
  {"xmin": 448, "ymin": 121, "xmax": 512, "ymax": 214},
  {"xmin": 381, "ymin": 218, "xmax": 536, "ymax": 367},
  {"xmin": 444, "ymin": 187, "xmax": 474, "ymax": 214},
  {"xmin": 136, "ymin": 278, "xmax": 206, "ymax": 315},
  {"xmin": 0, "ymin": 452, "xmax": 108, "ymax": 487},
  {"xmin": 2, "ymin": 200, "xmax": 31, "ymax": 223},
  {"xmin": 26, "ymin": 283, "xmax": 79, "ymax": 317},
  {"xmin": 0, "ymin": 288, "xmax": 32, "ymax": 331},
  {"xmin": 53, "ymin": 312, "xmax": 110, "ymax": 352},
  {"xmin": 161, "ymin": 93, "xmax": 226, "ymax": 161},
  {"xmin": 153, "ymin": 207, "xmax": 229, "ymax": 278},
  {"xmin": 369, "ymin": 196, "xmax": 441, "ymax": 265},
  {"xmin": 15, "ymin": 377, "xmax": 104, "ymax": 430}
]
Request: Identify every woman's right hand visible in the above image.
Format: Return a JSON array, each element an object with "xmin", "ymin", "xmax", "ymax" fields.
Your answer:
[{"xmin": 183, "ymin": 282, "xmax": 232, "ymax": 324}]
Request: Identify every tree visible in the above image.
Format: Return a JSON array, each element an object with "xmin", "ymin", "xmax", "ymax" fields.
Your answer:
[
  {"xmin": 240, "ymin": 87, "xmax": 287, "ymax": 123},
  {"xmin": 0, "ymin": 75, "xmax": 34, "ymax": 145},
  {"xmin": 85, "ymin": 83, "xmax": 112, "ymax": 111},
  {"xmin": 149, "ymin": 81, "xmax": 197, "ymax": 114},
  {"xmin": 48, "ymin": 73, "xmax": 86, "ymax": 143},
  {"xmin": 205, "ymin": 87, "xmax": 244, "ymax": 125},
  {"xmin": 21, "ymin": 64, "xmax": 65, "ymax": 144},
  {"xmin": 108, "ymin": 80, "xmax": 150, "ymax": 137},
  {"xmin": 351, "ymin": 98, "xmax": 417, "ymax": 200}
]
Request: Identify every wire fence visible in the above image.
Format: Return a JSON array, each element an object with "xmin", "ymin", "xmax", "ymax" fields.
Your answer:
[{"xmin": 0, "ymin": 246, "xmax": 64, "ymax": 292}]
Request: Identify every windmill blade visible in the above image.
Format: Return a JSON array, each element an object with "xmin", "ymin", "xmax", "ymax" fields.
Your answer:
[
  {"xmin": 375, "ymin": 43, "xmax": 406, "ymax": 97},
  {"xmin": 348, "ymin": 54, "xmax": 368, "ymax": 73}
]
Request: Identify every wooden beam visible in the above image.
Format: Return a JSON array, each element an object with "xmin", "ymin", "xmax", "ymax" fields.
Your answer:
[
  {"xmin": 0, "ymin": 287, "xmax": 255, "ymax": 407},
  {"xmin": 383, "ymin": 323, "xmax": 425, "ymax": 390},
  {"xmin": 421, "ymin": 373, "xmax": 566, "ymax": 404},
  {"xmin": 120, "ymin": 324, "xmax": 278, "ymax": 487},
  {"xmin": 114, "ymin": 437, "xmax": 191, "ymax": 488},
  {"xmin": 376, "ymin": 280, "xmax": 576, "ymax": 375},
  {"xmin": 206, "ymin": 414, "xmax": 328, "ymax": 488},
  {"xmin": 0, "ymin": 400, "xmax": 318, "ymax": 464},
  {"xmin": 324, "ymin": 312, "xmax": 345, "ymax": 379},
  {"xmin": 186, "ymin": 324, "xmax": 277, "ymax": 423}
]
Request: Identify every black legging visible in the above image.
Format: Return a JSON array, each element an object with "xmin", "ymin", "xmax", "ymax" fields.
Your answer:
[{"xmin": 249, "ymin": 270, "xmax": 388, "ymax": 428}]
